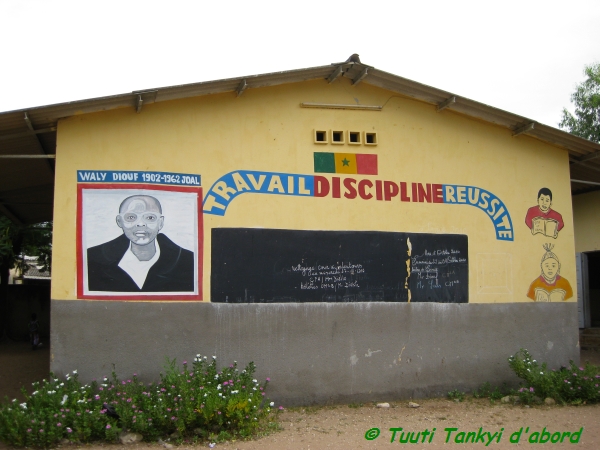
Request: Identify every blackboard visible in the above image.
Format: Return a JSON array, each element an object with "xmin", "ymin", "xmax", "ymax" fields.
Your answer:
[{"xmin": 211, "ymin": 228, "xmax": 468, "ymax": 303}]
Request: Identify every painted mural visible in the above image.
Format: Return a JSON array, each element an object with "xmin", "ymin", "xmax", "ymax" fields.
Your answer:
[
  {"xmin": 203, "ymin": 170, "xmax": 514, "ymax": 241},
  {"xmin": 76, "ymin": 171, "xmax": 203, "ymax": 300},
  {"xmin": 526, "ymin": 244, "xmax": 573, "ymax": 302},
  {"xmin": 524, "ymin": 187, "xmax": 564, "ymax": 238}
]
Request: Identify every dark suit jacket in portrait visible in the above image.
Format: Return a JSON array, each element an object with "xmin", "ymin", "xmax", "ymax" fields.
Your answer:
[{"xmin": 87, "ymin": 233, "xmax": 195, "ymax": 292}]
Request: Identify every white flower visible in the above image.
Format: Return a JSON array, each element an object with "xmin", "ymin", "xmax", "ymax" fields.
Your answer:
[
  {"xmin": 61, "ymin": 395, "xmax": 68, "ymax": 405},
  {"xmin": 212, "ymin": 355, "xmax": 216, "ymax": 359},
  {"xmin": 217, "ymin": 384, "xmax": 222, "ymax": 390},
  {"xmin": 196, "ymin": 354, "xmax": 201, "ymax": 358},
  {"xmin": 19, "ymin": 403, "xmax": 27, "ymax": 410},
  {"xmin": 218, "ymin": 393, "xmax": 222, "ymax": 397},
  {"xmin": 248, "ymin": 399, "xmax": 252, "ymax": 403},
  {"xmin": 60, "ymin": 383, "xmax": 64, "ymax": 387},
  {"xmin": 54, "ymin": 378, "xmax": 59, "ymax": 383},
  {"xmin": 252, "ymin": 379, "xmax": 257, "ymax": 383},
  {"xmin": 72, "ymin": 370, "xmax": 78, "ymax": 374},
  {"xmin": 32, "ymin": 391, "xmax": 38, "ymax": 396},
  {"xmin": 203, "ymin": 356, "xmax": 207, "ymax": 360},
  {"xmin": 270, "ymin": 402, "xmax": 274, "ymax": 407},
  {"xmin": 12, "ymin": 399, "xmax": 17, "ymax": 403}
]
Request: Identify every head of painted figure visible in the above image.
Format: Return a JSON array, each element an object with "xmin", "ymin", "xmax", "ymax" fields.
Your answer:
[
  {"xmin": 540, "ymin": 243, "xmax": 560, "ymax": 283},
  {"xmin": 537, "ymin": 187, "xmax": 553, "ymax": 213},
  {"xmin": 116, "ymin": 195, "xmax": 164, "ymax": 246}
]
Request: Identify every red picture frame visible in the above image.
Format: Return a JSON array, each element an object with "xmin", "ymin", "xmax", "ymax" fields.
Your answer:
[{"xmin": 76, "ymin": 183, "xmax": 203, "ymax": 300}]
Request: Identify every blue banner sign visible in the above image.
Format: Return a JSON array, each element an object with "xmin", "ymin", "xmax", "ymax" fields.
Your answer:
[
  {"xmin": 77, "ymin": 171, "xmax": 201, "ymax": 186},
  {"xmin": 203, "ymin": 171, "xmax": 314, "ymax": 215},
  {"xmin": 443, "ymin": 184, "xmax": 513, "ymax": 241}
]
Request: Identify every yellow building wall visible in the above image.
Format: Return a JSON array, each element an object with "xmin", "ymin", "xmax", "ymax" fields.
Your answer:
[
  {"xmin": 51, "ymin": 77, "xmax": 576, "ymax": 303},
  {"xmin": 573, "ymin": 190, "xmax": 600, "ymax": 253}
]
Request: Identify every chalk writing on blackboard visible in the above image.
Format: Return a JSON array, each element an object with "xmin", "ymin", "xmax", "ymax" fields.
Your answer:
[
  {"xmin": 211, "ymin": 228, "xmax": 468, "ymax": 303},
  {"xmin": 291, "ymin": 262, "xmax": 365, "ymax": 291}
]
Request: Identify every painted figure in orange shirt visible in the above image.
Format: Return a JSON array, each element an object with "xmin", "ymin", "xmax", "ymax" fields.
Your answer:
[{"xmin": 526, "ymin": 243, "xmax": 573, "ymax": 302}]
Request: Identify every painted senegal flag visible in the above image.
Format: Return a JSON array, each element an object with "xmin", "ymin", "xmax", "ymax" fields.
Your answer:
[{"xmin": 313, "ymin": 152, "xmax": 378, "ymax": 175}]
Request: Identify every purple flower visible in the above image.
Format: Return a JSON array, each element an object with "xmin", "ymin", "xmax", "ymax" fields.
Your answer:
[
  {"xmin": 39, "ymin": 429, "xmax": 44, "ymax": 433},
  {"xmin": 529, "ymin": 387, "xmax": 534, "ymax": 392},
  {"xmin": 57, "ymin": 423, "xmax": 62, "ymax": 427},
  {"xmin": 266, "ymin": 377, "xmax": 271, "ymax": 382},
  {"xmin": 95, "ymin": 395, "xmax": 100, "ymax": 400},
  {"xmin": 27, "ymin": 429, "xmax": 32, "ymax": 433},
  {"xmin": 171, "ymin": 416, "xmax": 176, "ymax": 421},
  {"xmin": 106, "ymin": 424, "xmax": 111, "ymax": 429},
  {"xmin": 279, "ymin": 406, "xmax": 284, "ymax": 410},
  {"xmin": 121, "ymin": 381, "xmax": 126, "ymax": 385},
  {"xmin": 183, "ymin": 361, "xmax": 187, "ymax": 365},
  {"xmin": 67, "ymin": 427, "xmax": 72, "ymax": 433},
  {"xmin": 217, "ymin": 411, "xmax": 221, "ymax": 415}
]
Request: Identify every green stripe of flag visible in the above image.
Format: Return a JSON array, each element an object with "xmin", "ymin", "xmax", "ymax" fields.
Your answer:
[{"xmin": 314, "ymin": 152, "xmax": 335, "ymax": 173}]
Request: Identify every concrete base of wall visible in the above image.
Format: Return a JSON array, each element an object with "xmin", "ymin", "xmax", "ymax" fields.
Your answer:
[{"xmin": 50, "ymin": 300, "xmax": 579, "ymax": 406}]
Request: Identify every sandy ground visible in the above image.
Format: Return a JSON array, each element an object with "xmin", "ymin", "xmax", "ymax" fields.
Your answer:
[{"xmin": 2, "ymin": 340, "xmax": 600, "ymax": 449}]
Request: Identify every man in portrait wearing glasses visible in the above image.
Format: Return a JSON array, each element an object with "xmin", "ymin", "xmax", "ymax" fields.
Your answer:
[{"xmin": 87, "ymin": 195, "xmax": 194, "ymax": 292}]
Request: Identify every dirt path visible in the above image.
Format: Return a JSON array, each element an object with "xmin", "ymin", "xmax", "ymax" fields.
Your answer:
[{"xmin": 2, "ymin": 340, "xmax": 600, "ymax": 449}]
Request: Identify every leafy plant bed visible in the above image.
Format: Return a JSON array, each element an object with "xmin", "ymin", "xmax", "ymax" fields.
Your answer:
[
  {"xmin": 0, "ymin": 355, "xmax": 281, "ymax": 448},
  {"xmin": 508, "ymin": 349, "xmax": 600, "ymax": 405}
]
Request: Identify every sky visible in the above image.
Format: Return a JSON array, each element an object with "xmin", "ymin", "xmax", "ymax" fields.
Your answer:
[{"xmin": 1, "ymin": 0, "xmax": 599, "ymax": 128}]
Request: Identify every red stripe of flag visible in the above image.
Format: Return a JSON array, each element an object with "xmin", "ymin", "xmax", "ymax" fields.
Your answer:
[{"xmin": 356, "ymin": 154, "xmax": 378, "ymax": 175}]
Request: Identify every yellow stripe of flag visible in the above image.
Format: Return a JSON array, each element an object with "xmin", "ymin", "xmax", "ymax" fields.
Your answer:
[{"xmin": 334, "ymin": 153, "xmax": 357, "ymax": 174}]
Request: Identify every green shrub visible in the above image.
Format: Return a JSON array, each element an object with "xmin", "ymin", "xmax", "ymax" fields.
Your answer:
[
  {"xmin": 473, "ymin": 382, "xmax": 505, "ymax": 401},
  {"xmin": 0, "ymin": 355, "xmax": 281, "ymax": 448},
  {"xmin": 447, "ymin": 389, "xmax": 465, "ymax": 402},
  {"xmin": 508, "ymin": 349, "xmax": 600, "ymax": 405}
]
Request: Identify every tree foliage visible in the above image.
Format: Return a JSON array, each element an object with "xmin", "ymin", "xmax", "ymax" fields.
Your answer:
[
  {"xmin": 0, "ymin": 215, "xmax": 52, "ymax": 279},
  {"xmin": 559, "ymin": 63, "xmax": 600, "ymax": 143}
]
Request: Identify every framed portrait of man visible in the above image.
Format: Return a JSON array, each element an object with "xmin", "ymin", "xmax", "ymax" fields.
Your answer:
[{"xmin": 77, "ymin": 183, "xmax": 203, "ymax": 300}]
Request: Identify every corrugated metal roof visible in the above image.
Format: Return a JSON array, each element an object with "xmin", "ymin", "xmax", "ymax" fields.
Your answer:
[{"xmin": 1, "ymin": 58, "xmax": 599, "ymax": 224}]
